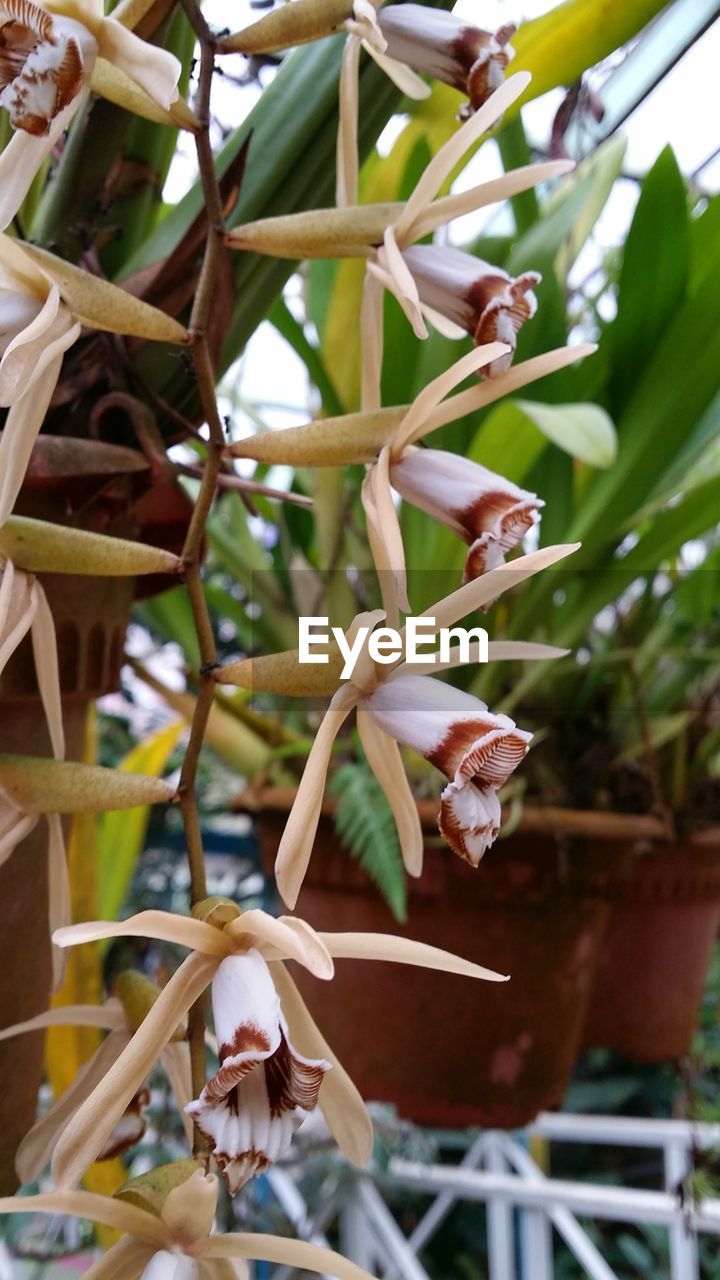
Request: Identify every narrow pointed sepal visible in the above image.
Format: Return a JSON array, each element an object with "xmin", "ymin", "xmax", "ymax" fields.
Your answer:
[
  {"xmin": 90, "ymin": 59, "xmax": 198, "ymax": 131},
  {"xmin": 0, "ymin": 756, "xmax": 176, "ymax": 814},
  {"xmin": 0, "ymin": 517, "xmax": 183, "ymax": 576}
]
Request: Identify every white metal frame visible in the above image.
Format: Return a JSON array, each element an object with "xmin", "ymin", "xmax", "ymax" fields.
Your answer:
[{"xmin": 264, "ymin": 1113, "xmax": 720, "ymax": 1280}]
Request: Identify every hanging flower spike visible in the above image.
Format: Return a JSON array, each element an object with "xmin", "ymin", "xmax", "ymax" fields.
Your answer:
[
  {"xmin": 0, "ymin": 0, "xmax": 186, "ymax": 230},
  {"xmin": 0, "ymin": 974, "xmax": 192, "ymax": 1184},
  {"xmin": 390, "ymin": 446, "xmax": 543, "ymax": 585},
  {"xmin": 0, "ymin": 1162, "xmax": 385, "ymax": 1280},
  {"xmin": 401, "ymin": 244, "xmax": 540, "ymax": 377},
  {"xmin": 186, "ymin": 951, "xmax": 330, "ymax": 1194},
  {"xmin": 377, "ymin": 5, "xmax": 515, "ymax": 118},
  {"xmin": 51, "ymin": 902, "xmax": 507, "ymax": 1188},
  {"xmin": 0, "ymin": 233, "xmax": 188, "ymax": 527},
  {"xmin": 364, "ymin": 674, "xmax": 531, "ymax": 865}
]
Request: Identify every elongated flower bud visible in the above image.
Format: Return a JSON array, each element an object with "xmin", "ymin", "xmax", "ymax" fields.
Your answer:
[
  {"xmin": 227, "ymin": 203, "xmax": 401, "ymax": 260},
  {"xmin": 377, "ymin": 5, "xmax": 515, "ymax": 117},
  {"xmin": 223, "ymin": 0, "xmax": 354, "ymax": 53},
  {"xmin": 0, "ymin": 755, "xmax": 176, "ymax": 813},
  {"xmin": 0, "ymin": 517, "xmax": 183, "ymax": 576},
  {"xmin": 391, "ymin": 447, "xmax": 542, "ymax": 583},
  {"xmin": 403, "ymin": 244, "xmax": 540, "ymax": 376}
]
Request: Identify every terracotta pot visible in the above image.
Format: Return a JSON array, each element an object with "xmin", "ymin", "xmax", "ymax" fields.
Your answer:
[
  {"xmin": 582, "ymin": 834, "xmax": 720, "ymax": 1062},
  {"xmin": 256, "ymin": 798, "xmax": 635, "ymax": 1130}
]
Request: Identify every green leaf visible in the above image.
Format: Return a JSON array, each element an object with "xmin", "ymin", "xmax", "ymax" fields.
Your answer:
[
  {"xmin": 329, "ymin": 761, "xmax": 407, "ymax": 922},
  {"xmin": 609, "ymin": 146, "xmax": 689, "ymax": 412},
  {"xmin": 512, "ymin": 400, "xmax": 617, "ymax": 468}
]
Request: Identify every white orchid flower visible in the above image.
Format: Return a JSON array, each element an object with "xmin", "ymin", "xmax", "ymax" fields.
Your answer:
[
  {"xmin": 0, "ymin": 232, "xmax": 187, "ymax": 527},
  {"xmin": 0, "ymin": 0, "xmax": 189, "ymax": 230},
  {"xmin": 377, "ymin": 6, "xmax": 516, "ymax": 119},
  {"xmin": 0, "ymin": 973, "xmax": 193, "ymax": 1184},
  {"xmin": 0, "ymin": 1164, "xmax": 385, "ymax": 1280},
  {"xmin": 50, "ymin": 903, "xmax": 505, "ymax": 1190},
  {"xmin": 186, "ymin": 950, "xmax": 330, "ymax": 1194}
]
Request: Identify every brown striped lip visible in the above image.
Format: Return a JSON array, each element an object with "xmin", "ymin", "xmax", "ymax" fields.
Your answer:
[
  {"xmin": 0, "ymin": 1, "xmax": 86, "ymax": 134},
  {"xmin": 429, "ymin": 717, "xmax": 532, "ymax": 789},
  {"xmin": 438, "ymin": 779, "xmax": 502, "ymax": 865}
]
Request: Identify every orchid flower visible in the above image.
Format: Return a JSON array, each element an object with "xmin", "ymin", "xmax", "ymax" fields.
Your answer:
[
  {"xmin": 0, "ymin": 0, "xmax": 190, "ymax": 230},
  {"xmin": 377, "ymin": 5, "xmax": 516, "ymax": 119},
  {"xmin": 0, "ymin": 973, "xmax": 192, "ymax": 1184},
  {"xmin": 215, "ymin": 542, "xmax": 579, "ymax": 905},
  {"xmin": 50, "ymin": 902, "xmax": 505, "ymax": 1190},
  {"xmin": 0, "ymin": 233, "xmax": 188, "ymax": 527},
  {"xmin": 0, "ymin": 1165, "xmax": 381, "ymax": 1280}
]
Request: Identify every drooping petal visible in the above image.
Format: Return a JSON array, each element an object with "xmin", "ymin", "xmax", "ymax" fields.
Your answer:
[
  {"xmin": 0, "ymin": 800, "xmax": 37, "ymax": 866},
  {"xmin": 47, "ymin": 812, "xmax": 70, "ymax": 989},
  {"xmin": 356, "ymin": 708, "xmax": 423, "ymax": 877},
  {"xmin": 394, "ymin": 638, "xmax": 569, "ymax": 677},
  {"xmin": 361, "ymin": 450, "xmax": 408, "ymax": 621},
  {"xmin": 52, "ymin": 952, "xmax": 217, "ymax": 1188},
  {"xmin": 0, "ymin": 998, "xmax": 125, "ymax": 1041},
  {"xmin": 321, "ymin": 931, "xmax": 507, "ymax": 982},
  {"xmin": 0, "ymin": 352, "xmax": 69, "ymax": 526},
  {"xmin": 30, "ymin": 579, "xmax": 65, "ymax": 759},
  {"xmin": 275, "ymin": 683, "xmax": 359, "ymax": 909},
  {"xmin": 0, "ymin": 284, "xmax": 75, "ymax": 404},
  {"xmin": 0, "ymin": 558, "xmax": 37, "ymax": 673},
  {"xmin": 0, "ymin": 96, "xmax": 85, "ymax": 232},
  {"xmin": 15, "ymin": 1029, "xmax": 129, "ymax": 1185},
  {"xmin": 335, "ymin": 33, "xmax": 361, "ymax": 206},
  {"xmin": 269, "ymin": 961, "xmax": 373, "ymax": 1167},
  {"xmin": 81, "ymin": 1238, "xmax": 156, "ymax": 1280}
]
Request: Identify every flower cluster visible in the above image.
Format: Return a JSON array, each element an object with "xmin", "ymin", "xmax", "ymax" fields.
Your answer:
[{"xmin": 0, "ymin": 2, "xmax": 590, "ymax": 1278}]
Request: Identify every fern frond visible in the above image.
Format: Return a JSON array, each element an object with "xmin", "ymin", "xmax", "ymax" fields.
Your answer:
[{"xmin": 329, "ymin": 761, "xmax": 407, "ymax": 922}]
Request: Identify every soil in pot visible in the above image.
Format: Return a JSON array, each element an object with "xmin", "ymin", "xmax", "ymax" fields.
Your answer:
[
  {"xmin": 582, "ymin": 836, "xmax": 720, "ymax": 1062},
  {"xmin": 259, "ymin": 805, "xmax": 632, "ymax": 1130}
]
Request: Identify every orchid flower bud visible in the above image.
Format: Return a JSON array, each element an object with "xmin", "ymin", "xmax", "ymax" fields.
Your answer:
[
  {"xmin": 185, "ymin": 951, "xmax": 330, "ymax": 1194},
  {"xmin": 390, "ymin": 447, "xmax": 543, "ymax": 583},
  {"xmin": 377, "ymin": 5, "xmax": 515, "ymax": 116},
  {"xmin": 402, "ymin": 244, "xmax": 540, "ymax": 377}
]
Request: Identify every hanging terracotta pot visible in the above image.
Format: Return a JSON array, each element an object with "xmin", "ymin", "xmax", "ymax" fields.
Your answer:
[
  {"xmin": 254, "ymin": 793, "xmax": 640, "ymax": 1129},
  {"xmin": 0, "ymin": 436, "xmax": 174, "ymax": 1191},
  {"xmin": 582, "ymin": 832, "xmax": 720, "ymax": 1062}
]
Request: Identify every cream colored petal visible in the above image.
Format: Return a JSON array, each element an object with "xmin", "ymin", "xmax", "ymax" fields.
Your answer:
[
  {"xmin": 195, "ymin": 1233, "xmax": 376, "ymax": 1280},
  {"xmin": 336, "ymin": 35, "xmax": 361, "ymax": 206},
  {"xmin": 0, "ymin": 100, "xmax": 81, "ymax": 233},
  {"xmin": 0, "ymin": 353, "xmax": 67, "ymax": 527},
  {"xmin": 389, "ymin": 343, "xmax": 509, "ymax": 459},
  {"xmin": 412, "ymin": 542, "xmax": 580, "ymax": 636},
  {"xmin": 0, "ymin": 999, "xmax": 124, "ymax": 1042},
  {"xmin": 269, "ymin": 962, "xmax": 373, "ymax": 1166},
  {"xmin": 0, "ymin": 559, "xmax": 37, "ymax": 673},
  {"xmin": 0, "ymin": 287, "xmax": 58, "ymax": 404},
  {"xmin": 322, "ymin": 931, "xmax": 507, "ymax": 982},
  {"xmin": 160, "ymin": 1042, "xmax": 194, "ymax": 1145},
  {"xmin": 96, "ymin": 18, "xmax": 180, "ymax": 110},
  {"xmin": 0, "ymin": 808, "xmax": 38, "ymax": 866},
  {"xmin": 396, "ymin": 71, "xmax": 531, "ymax": 243},
  {"xmin": 161, "ymin": 1170, "xmax": 218, "ymax": 1247},
  {"xmin": 392, "ymin": 639, "xmax": 570, "ymax": 677},
  {"xmin": 47, "ymin": 813, "xmax": 70, "ymax": 990},
  {"xmin": 53, "ymin": 910, "xmax": 233, "ymax": 957},
  {"xmin": 15, "ymin": 1030, "xmax": 129, "ymax": 1185},
  {"xmin": 421, "ymin": 303, "xmax": 466, "ymax": 339},
  {"xmin": 80, "ymin": 1237, "xmax": 155, "ymax": 1280},
  {"xmin": 357, "ymin": 708, "xmax": 423, "ymax": 877},
  {"xmin": 226, "ymin": 910, "xmax": 334, "ymax": 979},
  {"xmin": 362, "ymin": 41, "xmax": 430, "ymax": 98},
  {"xmin": 360, "ymin": 270, "xmax": 384, "ymax": 412},
  {"xmin": 360, "ymin": 458, "xmax": 406, "ymax": 623},
  {"xmin": 31, "ymin": 581, "xmax": 65, "ymax": 760},
  {"xmin": 425, "ymin": 344, "xmax": 598, "ymax": 437},
  {"xmin": 18, "ymin": 243, "xmax": 188, "ymax": 344},
  {"xmin": 0, "ymin": 1191, "xmax": 167, "ymax": 1245},
  {"xmin": 275, "ymin": 683, "xmax": 359, "ymax": 910},
  {"xmin": 414, "ymin": 159, "xmax": 575, "ymax": 240},
  {"xmin": 52, "ymin": 952, "xmax": 217, "ymax": 1188}
]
